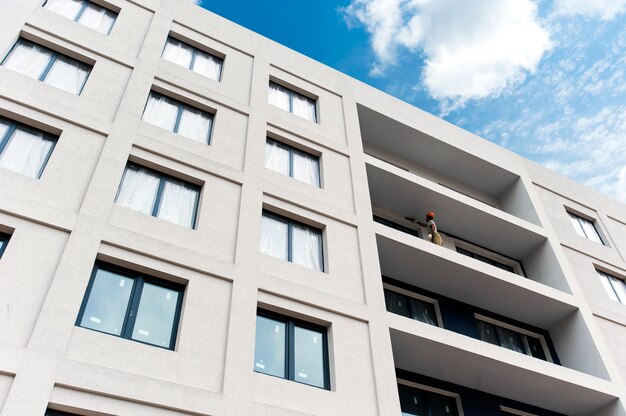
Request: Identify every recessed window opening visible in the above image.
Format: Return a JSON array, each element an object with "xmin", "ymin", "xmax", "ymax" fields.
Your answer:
[
  {"xmin": 568, "ymin": 211, "xmax": 604, "ymax": 244},
  {"xmin": 476, "ymin": 316, "xmax": 549, "ymax": 361},
  {"xmin": 268, "ymin": 81, "xmax": 317, "ymax": 122},
  {"xmin": 162, "ymin": 36, "xmax": 223, "ymax": 81},
  {"xmin": 43, "ymin": 0, "xmax": 117, "ymax": 34},
  {"xmin": 597, "ymin": 269, "xmax": 626, "ymax": 304},
  {"xmin": 0, "ymin": 115, "xmax": 57, "ymax": 178},
  {"xmin": 1, "ymin": 38, "xmax": 91, "ymax": 95},
  {"xmin": 265, "ymin": 138, "xmax": 320, "ymax": 187},
  {"xmin": 383, "ymin": 285, "xmax": 440, "ymax": 327},
  {"xmin": 397, "ymin": 382, "xmax": 461, "ymax": 416}
]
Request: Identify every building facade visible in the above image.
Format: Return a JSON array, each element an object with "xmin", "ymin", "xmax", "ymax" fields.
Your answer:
[{"xmin": 0, "ymin": 0, "xmax": 625, "ymax": 415}]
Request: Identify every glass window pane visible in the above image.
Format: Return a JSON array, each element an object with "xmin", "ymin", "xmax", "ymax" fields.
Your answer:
[
  {"xmin": 569, "ymin": 212, "xmax": 586, "ymax": 238},
  {"xmin": 265, "ymin": 140, "xmax": 290, "ymax": 176},
  {"xmin": 131, "ymin": 282, "xmax": 179, "ymax": 348},
  {"xmin": 192, "ymin": 50, "xmax": 222, "ymax": 81},
  {"xmin": 384, "ymin": 290, "xmax": 410, "ymax": 318},
  {"xmin": 260, "ymin": 215, "xmax": 288, "ymax": 260},
  {"xmin": 428, "ymin": 393, "xmax": 459, "ymax": 416},
  {"xmin": 398, "ymin": 385, "xmax": 428, "ymax": 416},
  {"xmin": 254, "ymin": 315, "xmax": 286, "ymax": 378},
  {"xmin": 162, "ymin": 38, "xmax": 193, "ymax": 68},
  {"xmin": 115, "ymin": 165, "xmax": 160, "ymax": 215},
  {"xmin": 496, "ymin": 326, "xmax": 526, "ymax": 354},
  {"xmin": 580, "ymin": 218, "xmax": 603, "ymax": 243},
  {"xmin": 268, "ymin": 82, "xmax": 290, "ymax": 111},
  {"xmin": 0, "ymin": 127, "xmax": 55, "ymax": 178},
  {"xmin": 292, "ymin": 150, "xmax": 320, "ymax": 187},
  {"xmin": 79, "ymin": 268, "xmax": 134, "ymax": 336},
  {"xmin": 143, "ymin": 93, "xmax": 179, "ymax": 132},
  {"xmin": 526, "ymin": 335, "xmax": 547, "ymax": 360},
  {"xmin": 43, "ymin": 0, "xmax": 83, "ymax": 19},
  {"xmin": 177, "ymin": 107, "xmax": 211, "ymax": 143},
  {"xmin": 410, "ymin": 298, "xmax": 438, "ymax": 326},
  {"xmin": 291, "ymin": 223, "xmax": 323, "ymax": 271},
  {"xmin": 44, "ymin": 55, "xmax": 90, "ymax": 94},
  {"xmin": 2, "ymin": 40, "xmax": 53, "ymax": 79},
  {"xmin": 294, "ymin": 325, "xmax": 325, "ymax": 388},
  {"xmin": 598, "ymin": 271, "xmax": 620, "ymax": 302},
  {"xmin": 0, "ymin": 119, "xmax": 10, "ymax": 140},
  {"xmin": 477, "ymin": 321, "xmax": 499, "ymax": 345},
  {"xmin": 609, "ymin": 275, "xmax": 626, "ymax": 304},
  {"xmin": 292, "ymin": 93, "xmax": 316, "ymax": 122},
  {"xmin": 78, "ymin": 3, "xmax": 116, "ymax": 34},
  {"xmin": 156, "ymin": 178, "xmax": 199, "ymax": 228}
]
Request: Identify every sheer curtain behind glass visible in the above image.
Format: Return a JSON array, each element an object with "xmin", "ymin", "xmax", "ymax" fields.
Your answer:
[
  {"xmin": 0, "ymin": 128, "xmax": 55, "ymax": 178},
  {"xmin": 44, "ymin": 55, "xmax": 90, "ymax": 94},
  {"xmin": 292, "ymin": 93, "xmax": 316, "ymax": 122},
  {"xmin": 44, "ymin": 0, "xmax": 83, "ymax": 19},
  {"xmin": 115, "ymin": 165, "xmax": 160, "ymax": 215},
  {"xmin": 264, "ymin": 140, "xmax": 290, "ymax": 176},
  {"xmin": 157, "ymin": 178, "xmax": 198, "ymax": 228},
  {"xmin": 268, "ymin": 82, "xmax": 290, "ymax": 111},
  {"xmin": 2, "ymin": 40, "xmax": 52, "ymax": 79},
  {"xmin": 260, "ymin": 215, "xmax": 288, "ymax": 260},
  {"xmin": 78, "ymin": 3, "xmax": 116, "ymax": 34},
  {"xmin": 162, "ymin": 38, "xmax": 193, "ymax": 68},
  {"xmin": 177, "ymin": 107, "xmax": 212, "ymax": 143},
  {"xmin": 143, "ymin": 93, "xmax": 179, "ymax": 131},
  {"xmin": 292, "ymin": 151, "xmax": 320, "ymax": 187},
  {"xmin": 192, "ymin": 50, "xmax": 222, "ymax": 81},
  {"xmin": 291, "ymin": 223, "xmax": 323, "ymax": 271}
]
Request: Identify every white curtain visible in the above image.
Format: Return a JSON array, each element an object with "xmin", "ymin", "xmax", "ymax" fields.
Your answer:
[
  {"xmin": 292, "ymin": 94, "xmax": 316, "ymax": 122},
  {"xmin": 143, "ymin": 94, "xmax": 179, "ymax": 131},
  {"xmin": 157, "ymin": 179, "xmax": 198, "ymax": 228},
  {"xmin": 79, "ymin": 3, "xmax": 116, "ymax": 34},
  {"xmin": 44, "ymin": 56, "xmax": 90, "ymax": 94},
  {"xmin": 264, "ymin": 140, "xmax": 290, "ymax": 176},
  {"xmin": 177, "ymin": 108, "xmax": 211, "ymax": 143},
  {"xmin": 291, "ymin": 223, "xmax": 322, "ymax": 271},
  {"xmin": 2, "ymin": 41, "xmax": 52, "ymax": 80},
  {"xmin": 581, "ymin": 219, "xmax": 602, "ymax": 243},
  {"xmin": 0, "ymin": 128, "xmax": 55, "ymax": 178},
  {"xmin": 609, "ymin": 275, "xmax": 626, "ymax": 303},
  {"xmin": 116, "ymin": 166, "xmax": 160, "ymax": 215},
  {"xmin": 193, "ymin": 51, "xmax": 222, "ymax": 81},
  {"xmin": 162, "ymin": 38, "xmax": 193, "ymax": 68},
  {"xmin": 598, "ymin": 272, "xmax": 620, "ymax": 302},
  {"xmin": 268, "ymin": 82, "xmax": 290, "ymax": 111},
  {"xmin": 44, "ymin": 0, "xmax": 83, "ymax": 19},
  {"xmin": 292, "ymin": 151, "xmax": 320, "ymax": 187},
  {"xmin": 260, "ymin": 215, "xmax": 288, "ymax": 260}
]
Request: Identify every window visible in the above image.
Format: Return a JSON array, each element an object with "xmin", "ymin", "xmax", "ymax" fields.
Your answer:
[
  {"xmin": 568, "ymin": 211, "xmax": 604, "ymax": 244},
  {"xmin": 76, "ymin": 263, "xmax": 184, "ymax": 349},
  {"xmin": 260, "ymin": 211, "xmax": 324, "ymax": 272},
  {"xmin": 2, "ymin": 39, "xmax": 91, "ymax": 95},
  {"xmin": 597, "ymin": 270, "xmax": 626, "ymax": 304},
  {"xmin": 115, "ymin": 163, "xmax": 201, "ymax": 228},
  {"xmin": 162, "ymin": 36, "xmax": 223, "ymax": 81},
  {"xmin": 398, "ymin": 383, "xmax": 460, "ymax": 416},
  {"xmin": 0, "ymin": 116, "xmax": 57, "ymax": 178},
  {"xmin": 456, "ymin": 246, "xmax": 517, "ymax": 274},
  {"xmin": 268, "ymin": 81, "xmax": 317, "ymax": 122},
  {"xmin": 373, "ymin": 215, "xmax": 420, "ymax": 237},
  {"xmin": 476, "ymin": 318, "xmax": 548, "ymax": 361},
  {"xmin": 265, "ymin": 138, "xmax": 320, "ymax": 187},
  {"xmin": 384, "ymin": 287, "xmax": 439, "ymax": 327},
  {"xmin": 254, "ymin": 310, "xmax": 329, "ymax": 389},
  {"xmin": 43, "ymin": 0, "xmax": 117, "ymax": 34},
  {"xmin": 142, "ymin": 92, "xmax": 213, "ymax": 144},
  {"xmin": 0, "ymin": 232, "xmax": 10, "ymax": 258}
]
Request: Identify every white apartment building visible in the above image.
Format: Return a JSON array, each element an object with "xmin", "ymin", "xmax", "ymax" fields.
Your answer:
[{"xmin": 0, "ymin": 0, "xmax": 625, "ymax": 415}]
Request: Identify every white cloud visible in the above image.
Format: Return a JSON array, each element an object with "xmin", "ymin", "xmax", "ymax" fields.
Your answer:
[
  {"xmin": 342, "ymin": 0, "xmax": 551, "ymax": 107},
  {"xmin": 553, "ymin": 0, "xmax": 626, "ymax": 20}
]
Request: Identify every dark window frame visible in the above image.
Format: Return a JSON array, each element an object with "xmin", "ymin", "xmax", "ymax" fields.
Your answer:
[
  {"xmin": 143, "ymin": 91, "xmax": 214, "ymax": 144},
  {"xmin": 45, "ymin": 408, "xmax": 83, "ymax": 416},
  {"xmin": 383, "ymin": 285, "xmax": 441, "ymax": 327},
  {"xmin": 261, "ymin": 210, "xmax": 324, "ymax": 271},
  {"xmin": 255, "ymin": 309, "xmax": 330, "ymax": 390},
  {"xmin": 0, "ymin": 232, "xmax": 10, "ymax": 258},
  {"xmin": 42, "ymin": 0, "xmax": 118, "ymax": 35},
  {"xmin": 76, "ymin": 262, "xmax": 185, "ymax": 350},
  {"xmin": 0, "ymin": 115, "xmax": 58, "ymax": 179},
  {"xmin": 162, "ymin": 36, "xmax": 224, "ymax": 81},
  {"xmin": 1, "ymin": 38, "xmax": 92, "ymax": 95},
  {"xmin": 476, "ymin": 317, "xmax": 549, "ymax": 361},
  {"xmin": 265, "ymin": 137, "xmax": 320, "ymax": 186},
  {"xmin": 115, "ymin": 162, "xmax": 202, "ymax": 229},
  {"xmin": 268, "ymin": 81, "xmax": 317, "ymax": 122},
  {"xmin": 397, "ymin": 382, "xmax": 461, "ymax": 416}
]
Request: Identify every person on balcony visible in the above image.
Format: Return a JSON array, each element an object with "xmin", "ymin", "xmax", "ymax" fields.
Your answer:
[{"xmin": 425, "ymin": 211, "xmax": 443, "ymax": 246}]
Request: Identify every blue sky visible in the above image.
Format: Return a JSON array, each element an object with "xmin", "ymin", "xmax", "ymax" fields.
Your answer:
[{"xmin": 196, "ymin": 0, "xmax": 626, "ymax": 203}]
